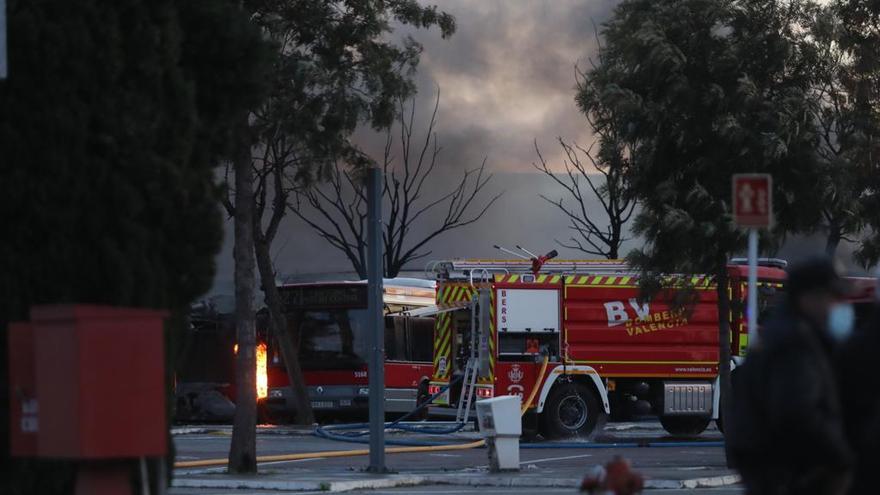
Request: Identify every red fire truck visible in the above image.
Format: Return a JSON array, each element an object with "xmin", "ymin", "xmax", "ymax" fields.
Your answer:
[
  {"xmin": 425, "ymin": 258, "xmax": 789, "ymax": 438},
  {"xmin": 262, "ymin": 278, "xmax": 436, "ymax": 420}
]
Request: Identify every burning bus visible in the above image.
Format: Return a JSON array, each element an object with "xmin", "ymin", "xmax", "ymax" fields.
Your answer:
[{"xmin": 261, "ymin": 278, "xmax": 436, "ymax": 421}]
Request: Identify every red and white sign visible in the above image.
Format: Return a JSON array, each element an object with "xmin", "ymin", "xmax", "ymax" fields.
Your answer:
[{"xmin": 733, "ymin": 174, "xmax": 773, "ymax": 228}]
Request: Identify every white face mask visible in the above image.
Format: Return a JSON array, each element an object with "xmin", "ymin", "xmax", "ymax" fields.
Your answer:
[{"xmin": 828, "ymin": 303, "xmax": 855, "ymax": 341}]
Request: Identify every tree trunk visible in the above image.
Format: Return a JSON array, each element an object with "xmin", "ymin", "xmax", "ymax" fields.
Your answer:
[
  {"xmin": 715, "ymin": 263, "xmax": 732, "ymax": 464},
  {"xmin": 228, "ymin": 122, "xmax": 257, "ymax": 474},
  {"xmin": 825, "ymin": 221, "xmax": 842, "ymax": 257},
  {"xmin": 254, "ymin": 236, "xmax": 315, "ymax": 425}
]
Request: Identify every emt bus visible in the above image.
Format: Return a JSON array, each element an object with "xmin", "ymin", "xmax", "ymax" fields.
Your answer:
[{"xmin": 261, "ymin": 278, "xmax": 436, "ymax": 420}]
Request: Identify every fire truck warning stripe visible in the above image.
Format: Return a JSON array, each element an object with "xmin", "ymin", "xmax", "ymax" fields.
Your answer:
[{"xmin": 568, "ymin": 359, "xmax": 718, "ymax": 365}]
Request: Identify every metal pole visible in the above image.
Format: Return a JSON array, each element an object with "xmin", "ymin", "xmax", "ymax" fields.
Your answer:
[
  {"xmin": 1, "ymin": 0, "xmax": 7, "ymax": 79},
  {"xmin": 366, "ymin": 166, "xmax": 386, "ymax": 473},
  {"xmin": 747, "ymin": 228, "xmax": 759, "ymax": 349}
]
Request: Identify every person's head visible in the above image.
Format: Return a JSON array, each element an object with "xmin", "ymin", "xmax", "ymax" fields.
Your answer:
[{"xmin": 787, "ymin": 257, "xmax": 853, "ymax": 338}]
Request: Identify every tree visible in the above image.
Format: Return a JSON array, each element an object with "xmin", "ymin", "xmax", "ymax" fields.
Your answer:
[
  {"xmin": 803, "ymin": 4, "xmax": 867, "ymax": 256},
  {"xmin": 534, "ymin": 134, "xmax": 636, "ymax": 259},
  {"xmin": 580, "ymin": 0, "xmax": 823, "ymax": 434},
  {"xmin": 837, "ymin": 0, "xmax": 880, "ymax": 265},
  {"xmin": 220, "ymin": 0, "xmax": 456, "ymax": 447},
  {"xmin": 0, "ymin": 0, "xmax": 271, "ymax": 491},
  {"xmin": 293, "ymin": 93, "xmax": 502, "ymax": 278}
]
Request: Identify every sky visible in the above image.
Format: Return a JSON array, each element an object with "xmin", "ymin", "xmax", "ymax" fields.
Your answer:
[{"xmin": 207, "ymin": 0, "xmax": 862, "ymax": 297}]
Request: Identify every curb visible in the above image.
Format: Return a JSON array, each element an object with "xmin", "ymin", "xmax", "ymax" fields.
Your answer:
[
  {"xmin": 172, "ymin": 473, "xmax": 740, "ymax": 492},
  {"xmin": 172, "ymin": 475, "xmax": 428, "ymax": 492}
]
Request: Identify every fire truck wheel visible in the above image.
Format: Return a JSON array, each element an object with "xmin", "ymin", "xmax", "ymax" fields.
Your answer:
[
  {"xmin": 659, "ymin": 415, "xmax": 711, "ymax": 436},
  {"xmin": 540, "ymin": 382, "xmax": 601, "ymax": 439}
]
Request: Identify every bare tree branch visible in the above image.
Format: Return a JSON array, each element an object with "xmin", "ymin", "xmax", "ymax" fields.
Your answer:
[{"xmin": 292, "ymin": 91, "xmax": 502, "ymax": 277}]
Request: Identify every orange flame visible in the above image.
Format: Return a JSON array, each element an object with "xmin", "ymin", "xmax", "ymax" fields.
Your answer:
[
  {"xmin": 232, "ymin": 342, "xmax": 268, "ymax": 400},
  {"xmin": 256, "ymin": 342, "xmax": 268, "ymax": 400}
]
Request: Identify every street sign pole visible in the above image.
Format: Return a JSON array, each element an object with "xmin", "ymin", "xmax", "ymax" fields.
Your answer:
[
  {"xmin": 1, "ymin": 0, "xmax": 7, "ymax": 80},
  {"xmin": 366, "ymin": 166, "xmax": 386, "ymax": 473},
  {"xmin": 747, "ymin": 229, "xmax": 758, "ymax": 348},
  {"xmin": 733, "ymin": 173, "xmax": 773, "ymax": 350}
]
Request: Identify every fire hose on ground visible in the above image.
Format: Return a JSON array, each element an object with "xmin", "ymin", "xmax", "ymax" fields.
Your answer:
[
  {"xmin": 174, "ymin": 356, "xmax": 547, "ymax": 468},
  {"xmin": 172, "ymin": 355, "xmax": 724, "ymax": 469}
]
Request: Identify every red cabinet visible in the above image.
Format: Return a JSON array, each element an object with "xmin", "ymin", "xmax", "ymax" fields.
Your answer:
[{"xmin": 9, "ymin": 305, "xmax": 167, "ymax": 458}]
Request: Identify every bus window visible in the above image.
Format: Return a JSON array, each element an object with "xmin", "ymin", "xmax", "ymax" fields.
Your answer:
[
  {"xmin": 406, "ymin": 317, "xmax": 434, "ymax": 362},
  {"xmin": 286, "ymin": 308, "xmax": 369, "ymax": 370},
  {"xmin": 385, "ymin": 315, "xmax": 407, "ymax": 361}
]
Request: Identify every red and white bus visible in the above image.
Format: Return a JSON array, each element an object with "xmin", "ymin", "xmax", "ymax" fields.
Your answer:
[{"xmin": 261, "ymin": 278, "xmax": 436, "ymax": 420}]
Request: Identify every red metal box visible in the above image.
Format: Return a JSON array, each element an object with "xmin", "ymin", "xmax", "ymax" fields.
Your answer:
[{"xmin": 23, "ymin": 305, "xmax": 168, "ymax": 458}]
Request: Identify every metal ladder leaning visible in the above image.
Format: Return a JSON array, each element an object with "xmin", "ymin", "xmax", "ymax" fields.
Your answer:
[
  {"xmin": 456, "ymin": 357, "xmax": 479, "ymax": 425},
  {"xmin": 456, "ymin": 292, "xmax": 481, "ymax": 425}
]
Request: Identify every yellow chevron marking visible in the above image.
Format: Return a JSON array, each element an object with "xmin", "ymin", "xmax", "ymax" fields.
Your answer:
[
  {"xmin": 604, "ymin": 277, "xmax": 617, "ymax": 285},
  {"xmin": 620, "ymin": 276, "xmax": 632, "ymax": 285},
  {"xmin": 537, "ymin": 274, "xmax": 547, "ymax": 283},
  {"xmin": 565, "ymin": 276, "xmax": 575, "ymax": 284},
  {"xmin": 550, "ymin": 275, "xmax": 560, "ymax": 283},
  {"xmin": 578, "ymin": 275, "xmax": 588, "ymax": 284},
  {"xmin": 591, "ymin": 276, "xmax": 603, "ymax": 285}
]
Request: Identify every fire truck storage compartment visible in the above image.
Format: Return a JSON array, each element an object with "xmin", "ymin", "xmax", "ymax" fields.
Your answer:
[
  {"xmin": 496, "ymin": 288, "xmax": 560, "ymax": 360},
  {"xmin": 496, "ymin": 288, "xmax": 560, "ymax": 332}
]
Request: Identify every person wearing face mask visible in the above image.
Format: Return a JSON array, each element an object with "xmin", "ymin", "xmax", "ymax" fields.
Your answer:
[
  {"xmin": 835, "ymin": 270, "xmax": 880, "ymax": 495},
  {"xmin": 729, "ymin": 257, "xmax": 853, "ymax": 495}
]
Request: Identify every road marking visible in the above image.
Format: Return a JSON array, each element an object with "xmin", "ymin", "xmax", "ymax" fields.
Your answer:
[
  {"xmin": 428, "ymin": 453, "xmax": 460, "ymax": 458},
  {"xmin": 523, "ymin": 453, "xmax": 594, "ymax": 464}
]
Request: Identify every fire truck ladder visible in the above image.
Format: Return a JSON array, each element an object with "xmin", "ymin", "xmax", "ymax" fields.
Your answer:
[
  {"xmin": 429, "ymin": 259, "xmax": 634, "ymax": 281},
  {"xmin": 455, "ymin": 292, "xmax": 482, "ymax": 425}
]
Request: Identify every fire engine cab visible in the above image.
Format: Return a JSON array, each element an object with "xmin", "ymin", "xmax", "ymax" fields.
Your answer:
[{"xmin": 425, "ymin": 257, "xmax": 788, "ymax": 438}]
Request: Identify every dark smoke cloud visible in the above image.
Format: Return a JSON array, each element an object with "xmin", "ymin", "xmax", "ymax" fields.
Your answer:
[{"xmin": 207, "ymin": 0, "xmax": 868, "ymax": 297}]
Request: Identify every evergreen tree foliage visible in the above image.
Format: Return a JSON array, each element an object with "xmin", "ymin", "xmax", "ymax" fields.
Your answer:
[
  {"xmin": 579, "ymin": 0, "xmax": 824, "ymax": 427},
  {"xmin": 837, "ymin": 0, "xmax": 880, "ymax": 265},
  {"xmin": 0, "ymin": 0, "xmax": 271, "ymax": 492}
]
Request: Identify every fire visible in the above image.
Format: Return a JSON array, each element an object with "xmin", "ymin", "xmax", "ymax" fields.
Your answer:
[
  {"xmin": 256, "ymin": 342, "xmax": 268, "ymax": 400},
  {"xmin": 232, "ymin": 342, "xmax": 268, "ymax": 400}
]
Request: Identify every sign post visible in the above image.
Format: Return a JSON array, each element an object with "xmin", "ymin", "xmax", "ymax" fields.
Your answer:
[
  {"xmin": 732, "ymin": 174, "xmax": 773, "ymax": 349},
  {"xmin": 1, "ymin": 0, "xmax": 7, "ymax": 79},
  {"xmin": 366, "ymin": 166, "xmax": 386, "ymax": 473}
]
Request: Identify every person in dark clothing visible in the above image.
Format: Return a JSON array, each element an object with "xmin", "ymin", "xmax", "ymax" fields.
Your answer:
[
  {"xmin": 836, "ymin": 276, "xmax": 880, "ymax": 495},
  {"xmin": 728, "ymin": 257, "xmax": 854, "ymax": 495}
]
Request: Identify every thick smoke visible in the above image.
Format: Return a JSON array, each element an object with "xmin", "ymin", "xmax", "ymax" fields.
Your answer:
[{"xmin": 207, "ymin": 0, "xmax": 869, "ymax": 297}]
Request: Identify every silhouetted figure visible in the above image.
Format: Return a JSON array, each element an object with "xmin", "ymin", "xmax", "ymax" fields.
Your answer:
[
  {"xmin": 728, "ymin": 257, "xmax": 853, "ymax": 495},
  {"xmin": 836, "ymin": 282, "xmax": 880, "ymax": 495}
]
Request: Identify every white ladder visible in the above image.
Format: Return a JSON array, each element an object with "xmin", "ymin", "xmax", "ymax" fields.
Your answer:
[{"xmin": 456, "ymin": 357, "xmax": 479, "ymax": 425}]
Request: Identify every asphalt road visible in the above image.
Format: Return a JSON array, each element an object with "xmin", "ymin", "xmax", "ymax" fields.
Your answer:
[
  {"xmin": 170, "ymin": 421, "xmax": 738, "ymax": 494},
  {"xmin": 171, "ymin": 487, "xmax": 743, "ymax": 494}
]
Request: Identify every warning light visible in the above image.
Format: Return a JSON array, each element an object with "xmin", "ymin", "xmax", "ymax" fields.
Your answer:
[{"xmin": 476, "ymin": 387, "xmax": 494, "ymax": 399}]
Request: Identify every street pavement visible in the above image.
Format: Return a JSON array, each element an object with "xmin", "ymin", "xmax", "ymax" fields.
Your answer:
[{"xmin": 170, "ymin": 420, "xmax": 741, "ymax": 494}]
